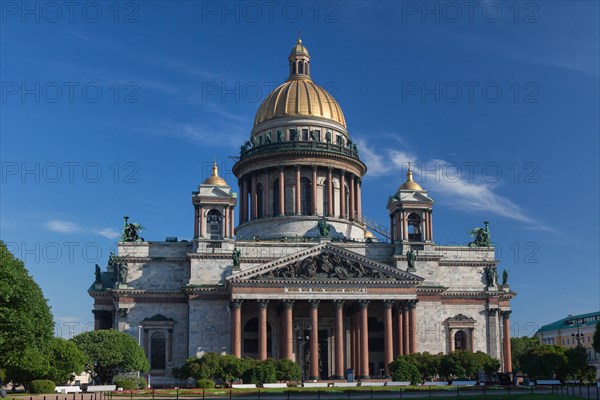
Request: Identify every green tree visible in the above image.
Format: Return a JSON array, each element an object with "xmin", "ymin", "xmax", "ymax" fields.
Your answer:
[
  {"xmin": 593, "ymin": 321, "xmax": 600, "ymax": 355},
  {"xmin": 389, "ymin": 357, "xmax": 422, "ymax": 385},
  {"xmin": 510, "ymin": 336, "xmax": 539, "ymax": 371},
  {"xmin": 274, "ymin": 358, "xmax": 302, "ymax": 382},
  {"xmin": 519, "ymin": 345, "xmax": 568, "ymax": 381},
  {"xmin": 249, "ymin": 360, "xmax": 277, "ymax": 385},
  {"xmin": 439, "ymin": 351, "xmax": 499, "ymax": 380},
  {"xmin": 45, "ymin": 338, "xmax": 87, "ymax": 384},
  {"xmin": 73, "ymin": 330, "xmax": 149, "ymax": 383},
  {"xmin": 404, "ymin": 352, "xmax": 441, "ymax": 381},
  {"xmin": 0, "ymin": 242, "xmax": 54, "ymax": 387}
]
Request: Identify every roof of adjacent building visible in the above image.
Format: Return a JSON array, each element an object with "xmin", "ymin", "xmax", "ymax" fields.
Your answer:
[{"xmin": 537, "ymin": 311, "xmax": 600, "ymax": 334}]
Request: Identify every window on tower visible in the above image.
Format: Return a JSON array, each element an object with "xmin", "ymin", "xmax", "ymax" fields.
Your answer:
[
  {"xmin": 301, "ymin": 177, "xmax": 311, "ymax": 215},
  {"xmin": 257, "ymin": 183, "xmax": 264, "ymax": 218},
  {"xmin": 407, "ymin": 213, "xmax": 422, "ymax": 241},
  {"xmin": 207, "ymin": 209, "xmax": 223, "ymax": 239}
]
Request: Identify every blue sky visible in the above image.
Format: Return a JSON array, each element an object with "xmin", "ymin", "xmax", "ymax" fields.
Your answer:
[{"xmin": 1, "ymin": 1, "xmax": 598, "ymax": 339}]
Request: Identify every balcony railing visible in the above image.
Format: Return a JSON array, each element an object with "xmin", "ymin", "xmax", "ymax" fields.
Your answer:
[{"xmin": 239, "ymin": 141, "xmax": 360, "ymax": 161}]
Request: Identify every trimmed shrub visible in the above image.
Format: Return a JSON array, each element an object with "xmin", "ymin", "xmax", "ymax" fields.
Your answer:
[
  {"xmin": 196, "ymin": 378, "xmax": 215, "ymax": 388},
  {"xmin": 113, "ymin": 375, "xmax": 146, "ymax": 390},
  {"xmin": 274, "ymin": 358, "xmax": 302, "ymax": 382},
  {"xmin": 250, "ymin": 360, "xmax": 277, "ymax": 385},
  {"xmin": 389, "ymin": 358, "xmax": 422, "ymax": 385},
  {"xmin": 29, "ymin": 380, "xmax": 55, "ymax": 394}
]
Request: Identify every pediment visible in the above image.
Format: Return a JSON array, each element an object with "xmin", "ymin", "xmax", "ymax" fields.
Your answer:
[
  {"xmin": 398, "ymin": 191, "xmax": 433, "ymax": 203},
  {"xmin": 446, "ymin": 314, "xmax": 476, "ymax": 323},
  {"xmin": 198, "ymin": 185, "xmax": 232, "ymax": 198},
  {"xmin": 227, "ymin": 243, "xmax": 423, "ymax": 284}
]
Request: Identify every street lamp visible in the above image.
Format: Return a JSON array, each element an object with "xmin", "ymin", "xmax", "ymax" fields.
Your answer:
[
  {"xmin": 567, "ymin": 314, "xmax": 584, "ymax": 348},
  {"xmin": 295, "ymin": 325, "xmax": 311, "ymax": 382}
]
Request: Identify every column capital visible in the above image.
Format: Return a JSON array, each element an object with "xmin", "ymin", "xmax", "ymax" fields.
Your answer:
[
  {"xmin": 258, "ymin": 299, "xmax": 269, "ymax": 309},
  {"xmin": 230, "ymin": 299, "xmax": 243, "ymax": 309},
  {"xmin": 308, "ymin": 299, "xmax": 320, "ymax": 309},
  {"xmin": 295, "ymin": 165, "xmax": 301, "ymax": 171},
  {"xmin": 383, "ymin": 299, "xmax": 395, "ymax": 309},
  {"xmin": 501, "ymin": 310, "xmax": 512, "ymax": 318},
  {"xmin": 359, "ymin": 299, "xmax": 370, "ymax": 310},
  {"xmin": 312, "ymin": 164, "xmax": 318, "ymax": 171},
  {"xmin": 407, "ymin": 299, "xmax": 418, "ymax": 309},
  {"xmin": 283, "ymin": 299, "xmax": 295, "ymax": 309},
  {"xmin": 395, "ymin": 302, "xmax": 406, "ymax": 313},
  {"xmin": 334, "ymin": 299, "xmax": 345, "ymax": 309},
  {"xmin": 487, "ymin": 308, "xmax": 498, "ymax": 316}
]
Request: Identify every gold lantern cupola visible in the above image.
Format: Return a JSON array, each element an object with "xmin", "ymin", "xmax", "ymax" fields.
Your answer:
[
  {"xmin": 203, "ymin": 162, "xmax": 228, "ymax": 186},
  {"xmin": 288, "ymin": 37, "xmax": 311, "ymax": 81},
  {"xmin": 399, "ymin": 164, "xmax": 423, "ymax": 191}
]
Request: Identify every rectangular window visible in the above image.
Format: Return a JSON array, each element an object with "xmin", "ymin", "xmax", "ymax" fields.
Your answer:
[{"xmin": 302, "ymin": 129, "xmax": 308, "ymax": 141}]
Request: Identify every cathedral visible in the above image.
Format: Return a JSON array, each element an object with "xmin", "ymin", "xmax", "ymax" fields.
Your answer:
[{"xmin": 89, "ymin": 39, "xmax": 515, "ymax": 384}]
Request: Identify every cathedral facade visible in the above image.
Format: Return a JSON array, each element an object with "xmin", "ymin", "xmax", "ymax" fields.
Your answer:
[{"xmin": 89, "ymin": 40, "xmax": 515, "ymax": 383}]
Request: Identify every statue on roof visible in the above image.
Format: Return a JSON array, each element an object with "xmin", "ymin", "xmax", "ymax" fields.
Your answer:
[
  {"xmin": 232, "ymin": 248, "xmax": 241, "ymax": 268},
  {"xmin": 317, "ymin": 218, "xmax": 330, "ymax": 237},
  {"xmin": 277, "ymin": 130, "xmax": 284, "ymax": 142},
  {"xmin": 485, "ymin": 266, "xmax": 495, "ymax": 286},
  {"xmin": 407, "ymin": 248, "xmax": 417, "ymax": 271},
  {"xmin": 502, "ymin": 269, "xmax": 508, "ymax": 285},
  {"xmin": 121, "ymin": 216, "xmax": 144, "ymax": 242},
  {"xmin": 468, "ymin": 221, "xmax": 492, "ymax": 247},
  {"xmin": 94, "ymin": 264, "xmax": 102, "ymax": 283}
]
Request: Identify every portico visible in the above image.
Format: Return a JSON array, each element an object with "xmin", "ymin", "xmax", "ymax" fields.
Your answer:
[{"xmin": 226, "ymin": 243, "xmax": 422, "ymax": 380}]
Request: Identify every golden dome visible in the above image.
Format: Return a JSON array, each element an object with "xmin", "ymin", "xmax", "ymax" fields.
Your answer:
[
  {"xmin": 254, "ymin": 80, "xmax": 346, "ymax": 128},
  {"xmin": 203, "ymin": 162, "xmax": 228, "ymax": 186},
  {"xmin": 399, "ymin": 168, "xmax": 423, "ymax": 191},
  {"xmin": 253, "ymin": 39, "xmax": 346, "ymax": 129}
]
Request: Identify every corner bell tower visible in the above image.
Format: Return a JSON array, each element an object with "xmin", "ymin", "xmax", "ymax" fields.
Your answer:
[{"xmin": 387, "ymin": 165, "xmax": 434, "ymax": 247}]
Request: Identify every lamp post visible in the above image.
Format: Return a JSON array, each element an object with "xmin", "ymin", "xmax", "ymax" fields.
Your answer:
[
  {"xmin": 295, "ymin": 324, "xmax": 311, "ymax": 382},
  {"xmin": 567, "ymin": 314, "xmax": 584, "ymax": 348},
  {"xmin": 137, "ymin": 326, "xmax": 142, "ymax": 379}
]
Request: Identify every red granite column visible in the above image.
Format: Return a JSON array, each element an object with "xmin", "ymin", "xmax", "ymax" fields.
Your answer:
[
  {"xmin": 340, "ymin": 171, "xmax": 346, "ymax": 218},
  {"xmin": 356, "ymin": 179, "xmax": 362, "ymax": 217},
  {"xmin": 502, "ymin": 311, "xmax": 512, "ymax": 373},
  {"xmin": 295, "ymin": 166, "xmax": 301, "ymax": 215},
  {"xmin": 359, "ymin": 300, "xmax": 370, "ymax": 379},
  {"xmin": 349, "ymin": 175, "xmax": 355, "ymax": 219},
  {"xmin": 383, "ymin": 300, "xmax": 394, "ymax": 377},
  {"xmin": 334, "ymin": 300, "xmax": 345, "ymax": 379},
  {"xmin": 311, "ymin": 167, "xmax": 318, "ymax": 215},
  {"xmin": 408, "ymin": 300, "xmax": 418, "ymax": 353},
  {"xmin": 231, "ymin": 300, "xmax": 242, "ymax": 358},
  {"xmin": 429, "ymin": 210, "xmax": 433, "ymax": 242},
  {"xmin": 283, "ymin": 300, "xmax": 294, "ymax": 360},
  {"xmin": 327, "ymin": 168, "xmax": 333, "ymax": 217},
  {"xmin": 258, "ymin": 300, "xmax": 269, "ymax": 361},
  {"xmin": 402, "ymin": 303, "xmax": 409, "ymax": 355},
  {"xmin": 396, "ymin": 303, "xmax": 404, "ymax": 356},
  {"xmin": 230, "ymin": 208, "xmax": 234, "ymax": 238},
  {"xmin": 309, "ymin": 300, "xmax": 320, "ymax": 380},
  {"xmin": 353, "ymin": 312, "xmax": 360, "ymax": 376},
  {"xmin": 242, "ymin": 178, "xmax": 248, "ymax": 223},
  {"xmin": 279, "ymin": 168, "xmax": 285, "ymax": 216},
  {"xmin": 251, "ymin": 175, "xmax": 257, "ymax": 220},
  {"xmin": 350, "ymin": 313, "xmax": 356, "ymax": 372}
]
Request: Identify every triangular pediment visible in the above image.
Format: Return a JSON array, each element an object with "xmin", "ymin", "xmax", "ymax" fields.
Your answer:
[
  {"xmin": 227, "ymin": 243, "xmax": 423, "ymax": 284},
  {"xmin": 198, "ymin": 185, "xmax": 233, "ymax": 198}
]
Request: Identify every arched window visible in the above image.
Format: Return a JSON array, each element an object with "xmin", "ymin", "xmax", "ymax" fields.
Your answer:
[
  {"xmin": 407, "ymin": 213, "xmax": 422, "ymax": 241},
  {"xmin": 150, "ymin": 331, "xmax": 166, "ymax": 369},
  {"xmin": 273, "ymin": 179, "xmax": 280, "ymax": 216},
  {"xmin": 292, "ymin": 62, "xmax": 297, "ymax": 75},
  {"xmin": 298, "ymin": 61, "xmax": 304, "ymax": 74},
  {"xmin": 323, "ymin": 180, "xmax": 335, "ymax": 217},
  {"xmin": 454, "ymin": 330, "xmax": 467, "ymax": 351},
  {"xmin": 301, "ymin": 177, "xmax": 311, "ymax": 215},
  {"xmin": 243, "ymin": 318, "xmax": 272, "ymax": 356},
  {"xmin": 207, "ymin": 209, "xmax": 223, "ymax": 239},
  {"xmin": 257, "ymin": 183, "xmax": 264, "ymax": 218}
]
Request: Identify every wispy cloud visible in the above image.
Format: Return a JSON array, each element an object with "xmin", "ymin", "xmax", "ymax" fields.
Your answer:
[
  {"xmin": 45, "ymin": 220, "xmax": 82, "ymax": 234},
  {"xmin": 44, "ymin": 219, "xmax": 120, "ymax": 239},
  {"xmin": 357, "ymin": 139, "xmax": 555, "ymax": 232}
]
